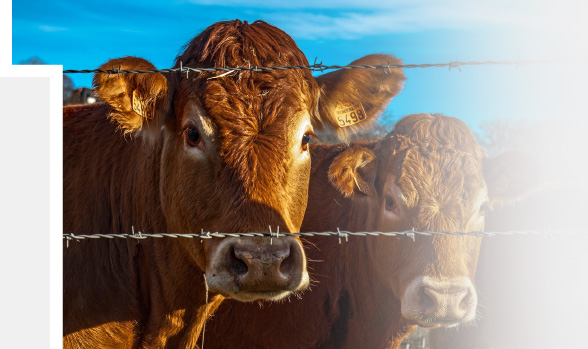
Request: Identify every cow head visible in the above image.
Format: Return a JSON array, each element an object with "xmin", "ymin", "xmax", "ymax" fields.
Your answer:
[
  {"xmin": 328, "ymin": 113, "xmax": 529, "ymax": 328},
  {"xmin": 92, "ymin": 20, "xmax": 405, "ymax": 302}
]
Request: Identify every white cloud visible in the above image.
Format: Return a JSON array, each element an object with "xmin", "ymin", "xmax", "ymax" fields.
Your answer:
[
  {"xmin": 185, "ymin": 0, "xmax": 587, "ymax": 40},
  {"xmin": 261, "ymin": 6, "xmax": 528, "ymax": 40},
  {"xmin": 186, "ymin": 0, "xmax": 419, "ymax": 9}
]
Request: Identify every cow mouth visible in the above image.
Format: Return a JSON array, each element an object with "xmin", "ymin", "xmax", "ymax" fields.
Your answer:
[
  {"xmin": 228, "ymin": 290, "xmax": 293, "ymax": 302},
  {"xmin": 212, "ymin": 269, "xmax": 310, "ymax": 302},
  {"xmin": 408, "ymin": 317, "xmax": 464, "ymax": 328}
]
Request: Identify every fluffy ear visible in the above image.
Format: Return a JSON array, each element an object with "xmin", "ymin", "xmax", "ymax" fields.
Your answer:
[
  {"xmin": 328, "ymin": 147, "xmax": 377, "ymax": 198},
  {"xmin": 314, "ymin": 54, "xmax": 405, "ymax": 141},
  {"xmin": 484, "ymin": 151, "xmax": 547, "ymax": 207},
  {"xmin": 93, "ymin": 56, "xmax": 168, "ymax": 136}
]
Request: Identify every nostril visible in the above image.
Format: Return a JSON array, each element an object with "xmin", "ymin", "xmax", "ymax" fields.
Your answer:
[
  {"xmin": 230, "ymin": 247, "xmax": 249, "ymax": 277},
  {"xmin": 420, "ymin": 287, "xmax": 436, "ymax": 311},
  {"xmin": 278, "ymin": 247, "xmax": 293, "ymax": 276},
  {"xmin": 458, "ymin": 289, "xmax": 472, "ymax": 311}
]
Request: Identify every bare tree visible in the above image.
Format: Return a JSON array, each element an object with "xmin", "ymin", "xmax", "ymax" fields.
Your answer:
[
  {"xmin": 476, "ymin": 117, "xmax": 588, "ymax": 184},
  {"xmin": 475, "ymin": 120, "xmax": 527, "ymax": 156}
]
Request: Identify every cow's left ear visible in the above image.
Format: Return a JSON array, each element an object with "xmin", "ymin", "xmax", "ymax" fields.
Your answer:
[
  {"xmin": 328, "ymin": 147, "xmax": 377, "ymax": 198},
  {"xmin": 484, "ymin": 151, "xmax": 547, "ymax": 206},
  {"xmin": 314, "ymin": 54, "xmax": 405, "ymax": 141},
  {"xmin": 93, "ymin": 56, "xmax": 169, "ymax": 136}
]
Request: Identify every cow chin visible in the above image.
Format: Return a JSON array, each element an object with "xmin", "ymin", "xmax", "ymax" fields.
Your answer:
[
  {"xmin": 400, "ymin": 276, "xmax": 478, "ymax": 328},
  {"xmin": 206, "ymin": 272, "xmax": 310, "ymax": 302},
  {"xmin": 205, "ymin": 237, "xmax": 309, "ymax": 302},
  {"xmin": 222, "ymin": 289, "xmax": 298, "ymax": 303}
]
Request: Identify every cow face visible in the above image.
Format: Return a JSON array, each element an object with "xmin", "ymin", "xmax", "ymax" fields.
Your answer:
[
  {"xmin": 328, "ymin": 114, "xmax": 526, "ymax": 328},
  {"xmin": 92, "ymin": 20, "xmax": 405, "ymax": 302}
]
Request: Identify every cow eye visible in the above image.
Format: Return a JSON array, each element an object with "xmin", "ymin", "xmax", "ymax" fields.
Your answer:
[
  {"xmin": 186, "ymin": 128, "xmax": 201, "ymax": 147},
  {"xmin": 385, "ymin": 196, "xmax": 395, "ymax": 211},
  {"xmin": 301, "ymin": 133, "xmax": 311, "ymax": 151},
  {"xmin": 479, "ymin": 201, "xmax": 490, "ymax": 216}
]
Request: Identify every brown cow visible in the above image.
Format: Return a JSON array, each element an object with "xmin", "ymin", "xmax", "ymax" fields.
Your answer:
[
  {"xmin": 63, "ymin": 20, "xmax": 405, "ymax": 348},
  {"xmin": 205, "ymin": 113, "xmax": 528, "ymax": 348}
]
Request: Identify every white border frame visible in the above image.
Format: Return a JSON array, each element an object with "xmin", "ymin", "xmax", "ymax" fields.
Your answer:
[{"xmin": 0, "ymin": 65, "xmax": 63, "ymax": 348}]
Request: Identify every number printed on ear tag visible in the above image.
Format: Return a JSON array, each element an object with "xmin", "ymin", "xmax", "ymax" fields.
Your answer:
[{"xmin": 335, "ymin": 101, "xmax": 367, "ymax": 127}]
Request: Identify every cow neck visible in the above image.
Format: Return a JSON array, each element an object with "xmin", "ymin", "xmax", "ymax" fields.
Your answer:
[
  {"xmin": 301, "ymin": 142, "xmax": 414, "ymax": 348},
  {"xmin": 301, "ymin": 227, "xmax": 412, "ymax": 348},
  {"xmin": 139, "ymin": 249, "xmax": 225, "ymax": 348},
  {"xmin": 63, "ymin": 105, "xmax": 221, "ymax": 346},
  {"xmin": 63, "ymin": 104, "xmax": 165, "ymax": 345}
]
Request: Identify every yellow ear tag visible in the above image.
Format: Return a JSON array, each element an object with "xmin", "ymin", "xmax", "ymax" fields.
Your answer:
[
  {"xmin": 132, "ymin": 90, "xmax": 154, "ymax": 119},
  {"xmin": 335, "ymin": 101, "xmax": 367, "ymax": 127}
]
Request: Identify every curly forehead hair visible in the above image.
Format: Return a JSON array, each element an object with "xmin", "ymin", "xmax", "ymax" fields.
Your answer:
[
  {"xmin": 172, "ymin": 19, "xmax": 317, "ymax": 106},
  {"xmin": 384, "ymin": 113, "xmax": 484, "ymax": 156},
  {"xmin": 379, "ymin": 113, "xmax": 486, "ymax": 231}
]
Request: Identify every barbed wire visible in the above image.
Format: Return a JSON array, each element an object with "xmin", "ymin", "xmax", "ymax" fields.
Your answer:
[
  {"xmin": 63, "ymin": 59, "xmax": 549, "ymax": 75},
  {"xmin": 63, "ymin": 228, "xmax": 579, "ymax": 246}
]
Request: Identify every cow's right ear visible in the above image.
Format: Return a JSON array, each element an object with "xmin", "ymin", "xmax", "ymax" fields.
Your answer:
[
  {"xmin": 328, "ymin": 147, "xmax": 377, "ymax": 198},
  {"xmin": 314, "ymin": 54, "xmax": 405, "ymax": 141},
  {"xmin": 484, "ymin": 151, "xmax": 547, "ymax": 207},
  {"xmin": 93, "ymin": 56, "xmax": 168, "ymax": 136}
]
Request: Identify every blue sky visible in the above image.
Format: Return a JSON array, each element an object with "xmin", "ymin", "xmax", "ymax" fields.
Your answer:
[{"xmin": 12, "ymin": 0, "xmax": 588, "ymax": 131}]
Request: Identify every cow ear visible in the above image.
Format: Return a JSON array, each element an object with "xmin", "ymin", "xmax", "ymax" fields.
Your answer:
[
  {"xmin": 328, "ymin": 147, "xmax": 377, "ymax": 198},
  {"xmin": 314, "ymin": 54, "xmax": 405, "ymax": 141},
  {"xmin": 93, "ymin": 56, "xmax": 168, "ymax": 136},
  {"xmin": 484, "ymin": 151, "xmax": 547, "ymax": 207}
]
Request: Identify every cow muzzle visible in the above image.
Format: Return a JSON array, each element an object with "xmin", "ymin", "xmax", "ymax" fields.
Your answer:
[
  {"xmin": 401, "ymin": 276, "xmax": 477, "ymax": 328},
  {"xmin": 205, "ymin": 236, "xmax": 309, "ymax": 302}
]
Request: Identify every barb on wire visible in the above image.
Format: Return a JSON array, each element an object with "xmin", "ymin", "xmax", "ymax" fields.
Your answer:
[
  {"xmin": 407, "ymin": 227, "xmax": 416, "ymax": 241},
  {"xmin": 62, "ymin": 228, "xmax": 580, "ymax": 243},
  {"xmin": 448, "ymin": 60, "xmax": 462, "ymax": 72},
  {"xmin": 63, "ymin": 59, "xmax": 549, "ymax": 75},
  {"xmin": 269, "ymin": 225, "xmax": 280, "ymax": 245},
  {"xmin": 312, "ymin": 57, "xmax": 325, "ymax": 73},
  {"xmin": 337, "ymin": 228, "xmax": 348, "ymax": 244}
]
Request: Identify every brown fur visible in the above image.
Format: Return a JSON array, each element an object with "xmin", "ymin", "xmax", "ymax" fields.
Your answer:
[
  {"xmin": 64, "ymin": 20, "xmax": 404, "ymax": 348},
  {"xmin": 205, "ymin": 114, "xmax": 530, "ymax": 348}
]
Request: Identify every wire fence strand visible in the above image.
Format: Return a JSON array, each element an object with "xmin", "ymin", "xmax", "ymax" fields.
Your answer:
[
  {"xmin": 62, "ymin": 229, "xmax": 581, "ymax": 244},
  {"xmin": 63, "ymin": 59, "xmax": 549, "ymax": 75}
]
